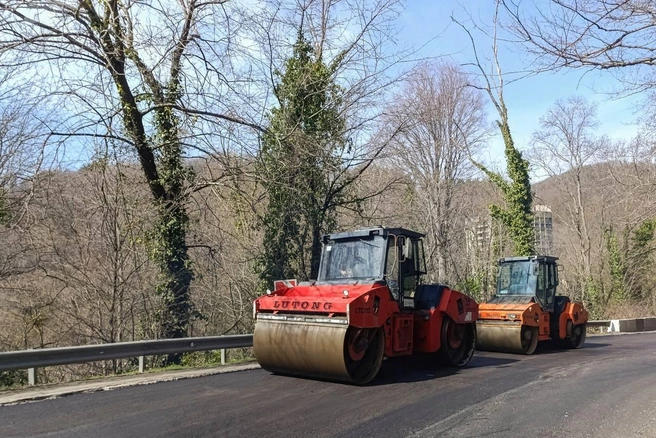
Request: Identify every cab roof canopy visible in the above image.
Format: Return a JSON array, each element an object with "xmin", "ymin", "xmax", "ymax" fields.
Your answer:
[{"xmin": 323, "ymin": 226, "xmax": 425, "ymax": 243}]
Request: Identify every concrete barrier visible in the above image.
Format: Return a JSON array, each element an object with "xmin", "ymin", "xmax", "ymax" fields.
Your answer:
[
  {"xmin": 608, "ymin": 317, "xmax": 656, "ymax": 333},
  {"xmin": 643, "ymin": 317, "xmax": 656, "ymax": 331}
]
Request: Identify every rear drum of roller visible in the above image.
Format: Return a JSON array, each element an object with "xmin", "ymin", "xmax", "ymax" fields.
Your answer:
[{"xmin": 476, "ymin": 321, "xmax": 539, "ymax": 355}]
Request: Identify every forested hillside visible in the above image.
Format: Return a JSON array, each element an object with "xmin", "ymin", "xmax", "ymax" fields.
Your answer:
[
  {"xmin": 1, "ymin": 0, "xmax": 655, "ymax": 386},
  {"xmin": 534, "ymin": 161, "xmax": 656, "ymax": 318}
]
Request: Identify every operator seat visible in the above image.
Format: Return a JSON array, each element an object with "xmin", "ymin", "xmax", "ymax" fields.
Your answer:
[{"xmin": 414, "ymin": 284, "xmax": 445, "ymax": 310}]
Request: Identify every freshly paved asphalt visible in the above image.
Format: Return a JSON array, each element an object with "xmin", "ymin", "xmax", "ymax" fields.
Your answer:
[{"xmin": 1, "ymin": 333, "xmax": 655, "ymax": 438}]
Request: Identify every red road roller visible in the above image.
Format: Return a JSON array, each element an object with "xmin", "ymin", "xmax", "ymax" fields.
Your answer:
[{"xmin": 252, "ymin": 226, "xmax": 479, "ymax": 384}]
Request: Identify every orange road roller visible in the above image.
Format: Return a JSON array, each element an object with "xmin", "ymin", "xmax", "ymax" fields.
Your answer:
[
  {"xmin": 252, "ymin": 227, "xmax": 479, "ymax": 384},
  {"xmin": 476, "ymin": 255, "xmax": 589, "ymax": 354}
]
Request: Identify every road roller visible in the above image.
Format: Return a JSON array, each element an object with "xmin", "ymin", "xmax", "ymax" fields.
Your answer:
[
  {"xmin": 476, "ymin": 255, "xmax": 589, "ymax": 354},
  {"xmin": 252, "ymin": 226, "xmax": 479, "ymax": 384}
]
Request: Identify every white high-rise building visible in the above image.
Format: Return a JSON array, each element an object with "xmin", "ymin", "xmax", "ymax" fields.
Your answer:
[
  {"xmin": 466, "ymin": 204, "xmax": 554, "ymax": 257},
  {"xmin": 533, "ymin": 204, "xmax": 554, "ymax": 256}
]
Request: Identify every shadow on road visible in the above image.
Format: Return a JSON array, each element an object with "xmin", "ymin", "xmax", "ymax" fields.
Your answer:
[
  {"xmin": 260, "ymin": 352, "xmax": 522, "ymax": 388},
  {"xmin": 368, "ymin": 354, "xmax": 518, "ymax": 385},
  {"xmin": 472, "ymin": 339, "xmax": 611, "ymax": 358},
  {"xmin": 467, "ymin": 355, "xmax": 521, "ymax": 368},
  {"xmin": 532, "ymin": 340, "xmax": 612, "ymax": 355}
]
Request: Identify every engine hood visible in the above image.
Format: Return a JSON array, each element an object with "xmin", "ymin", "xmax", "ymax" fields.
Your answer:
[{"xmin": 255, "ymin": 282, "xmax": 386, "ymax": 315}]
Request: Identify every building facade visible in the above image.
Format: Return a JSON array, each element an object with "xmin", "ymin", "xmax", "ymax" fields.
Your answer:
[{"xmin": 466, "ymin": 204, "xmax": 555, "ymax": 257}]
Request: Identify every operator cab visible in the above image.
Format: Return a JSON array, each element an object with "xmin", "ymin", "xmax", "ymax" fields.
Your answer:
[
  {"xmin": 495, "ymin": 256, "xmax": 559, "ymax": 311},
  {"xmin": 316, "ymin": 226, "xmax": 427, "ymax": 307}
]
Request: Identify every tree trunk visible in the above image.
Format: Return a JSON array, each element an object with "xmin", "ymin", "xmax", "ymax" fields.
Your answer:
[
  {"xmin": 310, "ymin": 222, "xmax": 322, "ymax": 280},
  {"xmin": 113, "ymin": 69, "xmax": 193, "ymax": 362}
]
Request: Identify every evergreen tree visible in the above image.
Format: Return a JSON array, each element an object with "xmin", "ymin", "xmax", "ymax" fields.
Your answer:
[{"xmin": 258, "ymin": 31, "xmax": 348, "ymax": 287}]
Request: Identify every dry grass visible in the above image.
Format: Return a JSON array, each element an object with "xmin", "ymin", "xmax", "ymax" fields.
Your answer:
[{"xmin": 603, "ymin": 300, "xmax": 656, "ymax": 319}]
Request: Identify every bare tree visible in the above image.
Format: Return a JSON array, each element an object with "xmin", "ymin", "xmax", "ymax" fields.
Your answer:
[
  {"xmin": 529, "ymin": 95, "xmax": 609, "ymax": 300},
  {"xmin": 498, "ymin": 0, "xmax": 656, "ymax": 312},
  {"xmin": 452, "ymin": 0, "xmax": 537, "ymax": 259},
  {"xmin": 500, "ymin": 0, "xmax": 656, "ymax": 192},
  {"xmin": 0, "ymin": 1, "xmax": 266, "ymax": 352},
  {"xmin": 46, "ymin": 160, "xmax": 154, "ymax": 345},
  {"xmin": 501, "ymin": 0, "xmax": 656, "ymax": 91},
  {"xmin": 0, "ymin": 68, "xmax": 51, "ymax": 286},
  {"xmin": 385, "ymin": 60, "xmax": 490, "ymax": 283},
  {"xmin": 184, "ymin": 156, "xmax": 265, "ymax": 337}
]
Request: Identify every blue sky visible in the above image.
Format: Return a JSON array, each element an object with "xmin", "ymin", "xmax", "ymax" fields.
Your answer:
[
  {"xmin": 38, "ymin": 0, "xmax": 642, "ymax": 178},
  {"xmin": 393, "ymin": 0, "xmax": 642, "ymax": 177}
]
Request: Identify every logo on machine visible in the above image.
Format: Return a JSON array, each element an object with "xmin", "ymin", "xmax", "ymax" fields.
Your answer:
[{"xmin": 273, "ymin": 300, "xmax": 333, "ymax": 311}]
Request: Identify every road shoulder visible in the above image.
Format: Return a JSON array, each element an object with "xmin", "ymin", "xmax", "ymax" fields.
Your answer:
[{"xmin": 0, "ymin": 361, "xmax": 261, "ymax": 406}]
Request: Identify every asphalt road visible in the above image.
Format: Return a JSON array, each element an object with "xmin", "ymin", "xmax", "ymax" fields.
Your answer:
[{"xmin": 1, "ymin": 333, "xmax": 655, "ymax": 438}]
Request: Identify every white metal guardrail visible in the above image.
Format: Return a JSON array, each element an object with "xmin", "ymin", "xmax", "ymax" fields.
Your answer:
[
  {"xmin": 0, "ymin": 334, "xmax": 253, "ymax": 385},
  {"xmin": 1, "ymin": 317, "xmax": 654, "ymax": 386}
]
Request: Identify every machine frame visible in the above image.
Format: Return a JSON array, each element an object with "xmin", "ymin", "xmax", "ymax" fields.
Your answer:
[
  {"xmin": 252, "ymin": 226, "xmax": 479, "ymax": 384},
  {"xmin": 477, "ymin": 255, "xmax": 588, "ymax": 355}
]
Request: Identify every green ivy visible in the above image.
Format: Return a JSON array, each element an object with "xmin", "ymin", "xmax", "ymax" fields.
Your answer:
[
  {"xmin": 472, "ymin": 115, "xmax": 535, "ymax": 256},
  {"xmin": 256, "ymin": 31, "xmax": 347, "ymax": 288},
  {"xmin": 583, "ymin": 278, "xmax": 604, "ymax": 319},
  {"xmin": 631, "ymin": 219, "xmax": 655, "ymax": 249},
  {"xmin": 604, "ymin": 226, "xmax": 627, "ymax": 303},
  {"xmin": 142, "ymin": 77, "xmax": 198, "ymax": 346},
  {"xmin": 0, "ymin": 370, "xmax": 27, "ymax": 388},
  {"xmin": 0, "ymin": 189, "xmax": 9, "ymax": 225},
  {"xmin": 455, "ymin": 271, "xmax": 486, "ymax": 302},
  {"xmin": 626, "ymin": 219, "xmax": 656, "ymax": 301}
]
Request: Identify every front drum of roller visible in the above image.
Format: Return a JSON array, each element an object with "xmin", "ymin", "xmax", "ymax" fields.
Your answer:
[
  {"xmin": 475, "ymin": 321, "xmax": 539, "ymax": 355},
  {"xmin": 253, "ymin": 318, "xmax": 385, "ymax": 384}
]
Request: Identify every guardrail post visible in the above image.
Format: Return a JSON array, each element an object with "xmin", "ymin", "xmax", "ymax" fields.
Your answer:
[
  {"xmin": 138, "ymin": 356, "xmax": 145, "ymax": 373},
  {"xmin": 28, "ymin": 367, "xmax": 37, "ymax": 386},
  {"xmin": 221, "ymin": 349, "xmax": 226, "ymax": 365}
]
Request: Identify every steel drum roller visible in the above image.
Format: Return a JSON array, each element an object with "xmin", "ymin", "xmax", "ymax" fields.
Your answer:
[
  {"xmin": 476, "ymin": 321, "xmax": 538, "ymax": 354},
  {"xmin": 253, "ymin": 318, "xmax": 384, "ymax": 384}
]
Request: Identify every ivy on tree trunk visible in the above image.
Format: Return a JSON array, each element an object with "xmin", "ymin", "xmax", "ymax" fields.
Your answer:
[
  {"xmin": 472, "ymin": 118, "xmax": 536, "ymax": 257},
  {"xmin": 88, "ymin": 1, "xmax": 196, "ymax": 362},
  {"xmin": 257, "ymin": 30, "xmax": 347, "ymax": 287},
  {"xmin": 454, "ymin": 3, "xmax": 536, "ymax": 257}
]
